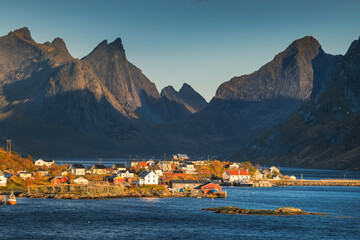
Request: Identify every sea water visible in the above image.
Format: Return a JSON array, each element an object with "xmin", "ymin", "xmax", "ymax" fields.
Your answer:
[{"xmin": 0, "ymin": 186, "xmax": 359, "ymax": 239}]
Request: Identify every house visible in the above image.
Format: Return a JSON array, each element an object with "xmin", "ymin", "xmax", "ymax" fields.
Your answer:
[
  {"xmin": 126, "ymin": 159, "xmax": 139, "ymax": 168},
  {"xmin": 253, "ymin": 170, "xmax": 264, "ymax": 180},
  {"xmin": 73, "ymin": 177, "xmax": 89, "ymax": 185},
  {"xmin": 172, "ymin": 170, "xmax": 184, "ymax": 177},
  {"xmin": 152, "ymin": 166, "xmax": 163, "ymax": 177},
  {"xmin": 34, "ymin": 169, "xmax": 49, "ymax": 177},
  {"xmin": 272, "ymin": 175, "xmax": 281, "ymax": 180},
  {"xmin": 18, "ymin": 171, "xmax": 32, "ymax": 179},
  {"xmin": 0, "ymin": 170, "xmax": 7, "ymax": 187},
  {"xmin": 138, "ymin": 162, "xmax": 149, "ymax": 169},
  {"xmin": 90, "ymin": 164, "xmax": 107, "ymax": 175},
  {"xmin": 50, "ymin": 177, "xmax": 61, "ymax": 185},
  {"xmin": 138, "ymin": 171, "xmax": 158, "ymax": 185},
  {"xmin": 222, "ymin": 170, "xmax": 250, "ymax": 183},
  {"xmin": 113, "ymin": 176, "xmax": 125, "ymax": 184},
  {"xmin": 60, "ymin": 176, "xmax": 68, "ymax": 183},
  {"xmin": 289, "ymin": 175, "xmax": 296, "ymax": 180},
  {"xmin": 196, "ymin": 182, "xmax": 222, "ymax": 194},
  {"xmin": 172, "ymin": 154, "xmax": 189, "ymax": 161},
  {"xmin": 117, "ymin": 170, "xmax": 135, "ymax": 179},
  {"xmin": 69, "ymin": 164, "xmax": 86, "ymax": 176},
  {"xmin": 169, "ymin": 180, "xmax": 220, "ymax": 190},
  {"xmin": 228, "ymin": 162, "xmax": 241, "ymax": 169},
  {"xmin": 147, "ymin": 159, "xmax": 155, "ymax": 166},
  {"xmin": 35, "ymin": 159, "xmax": 55, "ymax": 167},
  {"xmin": 112, "ymin": 164, "xmax": 126, "ymax": 172},
  {"xmin": 157, "ymin": 161, "xmax": 172, "ymax": 172},
  {"xmin": 270, "ymin": 166, "xmax": 280, "ymax": 174},
  {"xmin": 178, "ymin": 163, "xmax": 196, "ymax": 174},
  {"xmin": 186, "ymin": 160, "xmax": 206, "ymax": 165}
]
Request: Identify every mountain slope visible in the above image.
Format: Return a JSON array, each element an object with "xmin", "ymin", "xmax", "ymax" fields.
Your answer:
[
  {"xmin": 233, "ymin": 36, "xmax": 360, "ymax": 170},
  {"xmin": 213, "ymin": 36, "xmax": 342, "ymax": 130},
  {"xmin": 0, "ymin": 27, "xmax": 210, "ymax": 156}
]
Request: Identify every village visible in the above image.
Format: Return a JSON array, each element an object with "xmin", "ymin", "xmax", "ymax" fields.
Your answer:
[{"xmin": 0, "ymin": 151, "xmax": 301, "ymax": 202}]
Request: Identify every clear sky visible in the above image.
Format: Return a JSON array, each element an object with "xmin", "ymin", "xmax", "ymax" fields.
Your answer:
[{"xmin": 0, "ymin": 0, "xmax": 359, "ymax": 101}]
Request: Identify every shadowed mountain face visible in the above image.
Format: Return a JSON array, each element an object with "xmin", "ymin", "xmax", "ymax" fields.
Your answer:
[
  {"xmin": 233, "ymin": 37, "xmax": 360, "ymax": 170},
  {"xmin": 0, "ymin": 27, "xmax": 208, "ymax": 156},
  {"xmin": 212, "ymin": 36, "xmax": 342, "ymax": 130}
]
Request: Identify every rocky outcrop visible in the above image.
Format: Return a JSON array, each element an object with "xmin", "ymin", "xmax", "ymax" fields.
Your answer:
[{"xmin": 203, "ymin": 206, "xmax": 323, "ymax": 215}]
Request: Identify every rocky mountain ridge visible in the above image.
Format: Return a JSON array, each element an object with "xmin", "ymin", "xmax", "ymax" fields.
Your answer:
[{"xmin": 233, "ymin": 36, "xmax": 360, "ymax": 170}]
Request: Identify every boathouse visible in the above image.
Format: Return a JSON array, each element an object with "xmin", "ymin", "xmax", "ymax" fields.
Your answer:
[
  {"xmin": 222, "ymin": 170, "xmax": 250, "ymax": 183},
  {"xmin": 196, "ymin": 182, "xmax": 222, "ymax": 194}
]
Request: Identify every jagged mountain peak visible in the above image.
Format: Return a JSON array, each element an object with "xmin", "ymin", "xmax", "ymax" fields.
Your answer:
[
  {"xmin": 10, "ymin": 27, "xmax": 34, "ymax": 42},
  {"xmin": 161, "ymin": 85, "xmax": 176, "ymax": 95}
]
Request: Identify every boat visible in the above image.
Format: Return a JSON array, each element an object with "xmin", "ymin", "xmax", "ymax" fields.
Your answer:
[{"xmin": 7, "ymin": 189, "xmax": 16, "ymax": 205}]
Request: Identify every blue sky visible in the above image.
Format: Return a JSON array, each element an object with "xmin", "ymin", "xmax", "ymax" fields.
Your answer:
[{"xmin": 0, "ymin": 0, "xmax": 359, "ymax": 101}]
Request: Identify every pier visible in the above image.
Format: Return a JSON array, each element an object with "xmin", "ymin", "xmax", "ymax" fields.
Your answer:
[{"xmin": 25, "ymin": 184, "xmax": 125, "ymax": 199}]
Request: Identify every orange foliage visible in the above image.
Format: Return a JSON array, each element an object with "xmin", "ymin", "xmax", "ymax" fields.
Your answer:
[{"xmin": 0, "ymin": 148, "xmax": 35, "ymax": 173}]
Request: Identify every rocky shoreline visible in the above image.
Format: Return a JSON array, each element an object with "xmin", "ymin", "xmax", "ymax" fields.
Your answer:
[{"xmin": 203, "ymin": 206, "xmax": 325, "ymax": 216}]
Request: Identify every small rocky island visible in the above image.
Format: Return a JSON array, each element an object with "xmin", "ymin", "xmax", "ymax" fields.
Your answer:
[{"xmin": 203, "ymin": 206, "xmax": 324, "ymax": 216}]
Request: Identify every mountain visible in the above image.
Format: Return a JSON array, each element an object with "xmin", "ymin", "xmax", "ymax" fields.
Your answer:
[
  {"xmin": 160, "ymin": 83, "xmax": 207, "ymax": 120},
  {"xmin": 233, "ymin": 36, "xmax": 360, "ymax": 170},
  {"xmin": 0, "ymin": 27, "xmax": 207, "ymax": 156},
  {"xmin": 213, "ymin": 36, "xmax": 342, "ymax": 130}
]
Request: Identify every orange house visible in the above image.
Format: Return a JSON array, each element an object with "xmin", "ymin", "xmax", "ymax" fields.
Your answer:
[
  {"xmin": 114, "ymin": 177, "xmax": 125, "ymax": 184},
  {"xmin": 50, "ymin": 177, "xmax": 61, "ymax": 185}
]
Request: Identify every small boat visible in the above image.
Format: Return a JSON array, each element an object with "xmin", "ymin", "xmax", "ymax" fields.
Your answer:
[{"xmin": 7, "ymin": 189, "xmax": 16, "ymax": 205}]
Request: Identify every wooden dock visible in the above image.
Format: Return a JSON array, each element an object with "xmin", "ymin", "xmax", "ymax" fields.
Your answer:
[{"xmin": 26, "ymin": 184, "xmax": 125, "ymax": 198}]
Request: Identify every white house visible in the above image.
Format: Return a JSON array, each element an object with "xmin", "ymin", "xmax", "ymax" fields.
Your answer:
[
  {"xmin": 222, "ymin": 170, "xmax": 250, "ymax": 183},
  {"xmin": 270, "ymin": 166, "xmax": 280, "ymax": 174},
  {"xmin": 178, "ymin": 163, "xmax": 196, "ymax": 174},
  {"xmin": 73, "ymin": 177, "xmax": 89, "ymax": 185},
  {"xmin": 138, "ymin": 171, "xmax": 158, "ymax": 185},
  {"xmin": 69, "ymin": 164, "xmax": 86, "ymax": 176},
  {"xmin": 152, "ymin": 167, "xmax": 163, "ymax": 177},
  {"xmin": 112, "ymin": 164, "xmax": 126, "ymax": 172},
  {"xmin": 289, "ymin": 175, "xmax": 296, "ymax": 180},
  {"xmin": 229, "ymin": 162, "xmax": 241, "ymax": 169},
  {"xmin": 172, "ymin": 154, "xmax": 189, "ymax": 161},
  {"xmin": 35, "ymin": 159, "xmax": 55, "ymax": 167},
  {"xmin": 0, "ymin": 170, "xmax": 7, "ymax": 187},
  {"xmin": 117, "ymin": 170, "xmax": 135, "ymax": 179},
  {"xmin": 18, "ymin": 171, "xmax": 32, "ymax": 179}
]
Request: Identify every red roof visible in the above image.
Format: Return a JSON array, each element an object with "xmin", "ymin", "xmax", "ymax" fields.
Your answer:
[
  {"xmin": 138, "ymin": 162, "xmax": 148, "ymax": 167},
  {"xmin": 226, "ymin": 170, "xmax": 249, "ymax": 176}
]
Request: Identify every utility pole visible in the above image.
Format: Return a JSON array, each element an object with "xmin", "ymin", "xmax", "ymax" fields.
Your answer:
[
  {"xmin": 99, "ymin": 158, "xmax": 102, "ymax": 165},
  {"xmin": 6, "ymin": 140, "xmax": 11, "ymax": 153},
  {"xmin": 164, "ymin": 153, "xmax": 166, "ymax": 161}
]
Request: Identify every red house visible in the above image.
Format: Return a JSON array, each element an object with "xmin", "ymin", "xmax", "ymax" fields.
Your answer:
[
  {"xmin": 60, "ymin": 176, "xmax": 68, "ymax": 183},
  {"xmin": 138, "ymin": 162, "xmax": 148, "ymax": 169},
  {"xmin": 198, "ymin": 182, "xmax": 222, "ymax": 194},
  {"xmin": 50, "ymin": 177, "xmax": 61, "ymax": 185}
]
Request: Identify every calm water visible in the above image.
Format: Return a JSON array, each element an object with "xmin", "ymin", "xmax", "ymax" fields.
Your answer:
[{"xmin": 1, "ymin": 186, "xmax": 359, "ymax": 239}]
